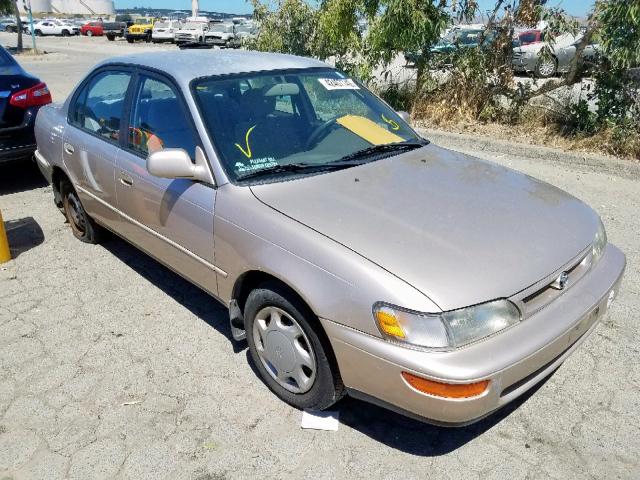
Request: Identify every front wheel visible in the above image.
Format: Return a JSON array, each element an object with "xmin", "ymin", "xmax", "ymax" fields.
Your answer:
[
  {"xmin": 61, "ymin": 29, "xmax": 69, "ymax": 37},
  {"xmin": 245, "ymin": 282, "xmax": 345, "ymax": 410},
  {"xmin": 61, "ymin": 181, "xmax": 103, "ymax": 244},
  {"xmin": 536, "ymin": 56, "xmax": 557, "ymax": 78},
  {"xmin": 86, "ymin": 30, "xmax": 93, "ymax": 37},
  {"xmin": 35, "ymin": 29, "xmax": 42, "ymax": 36}
]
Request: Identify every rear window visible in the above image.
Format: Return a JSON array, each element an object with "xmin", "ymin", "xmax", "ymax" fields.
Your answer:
[{"xmin": 0, "ymin": 47, "xmax": 17, "ymax": 67}]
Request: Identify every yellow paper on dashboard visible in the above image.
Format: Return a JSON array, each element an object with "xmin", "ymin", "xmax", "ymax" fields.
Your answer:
[{"xmin": 336, "ymin": 115, "xmax": 404, "ymax": 145}]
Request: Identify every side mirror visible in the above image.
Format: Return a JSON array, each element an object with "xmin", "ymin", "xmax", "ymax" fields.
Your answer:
[
  {"xmin": 397, "ymin": 111, "xmax": 411, "ymax": 125},
  {"xmin": 147, "ymin": 146, "xmax": 215, "ymax": 185}
]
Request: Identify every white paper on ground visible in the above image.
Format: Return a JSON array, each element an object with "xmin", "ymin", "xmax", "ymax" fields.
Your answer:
[{"xmin": 301, "ymin": 410, "xmax": 340, "ymax": 431}]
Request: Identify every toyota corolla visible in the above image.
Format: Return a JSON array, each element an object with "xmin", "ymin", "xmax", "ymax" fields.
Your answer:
[{"xmin": 34, "ymin": 51, "xmax": 625, "ymax": 425}]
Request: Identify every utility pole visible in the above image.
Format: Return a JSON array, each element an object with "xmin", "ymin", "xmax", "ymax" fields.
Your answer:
[
  {"xmin": 192, "ymin": 0, "xmax": 198, "ymax": 18},
  {"xmin": 22, "ymin": 0, "xmax": 36, "ymax": 52}
]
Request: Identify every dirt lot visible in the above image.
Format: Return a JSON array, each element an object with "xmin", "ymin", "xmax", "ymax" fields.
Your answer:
[{"xmin": 1, "ymin": 33, "xmax": 639, "ymax": 480}]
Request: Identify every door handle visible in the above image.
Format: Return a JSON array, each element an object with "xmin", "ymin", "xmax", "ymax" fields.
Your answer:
[
  {"xmin": 119, "ymin": 173, "xmax": 133, "ymax": 187},
  {"xmin": 63, "ymin": 142, "xmax": 75, "ymax": 155}
]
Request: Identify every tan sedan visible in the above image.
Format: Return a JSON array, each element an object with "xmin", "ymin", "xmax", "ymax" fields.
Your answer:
[{"xmin": 34, "ymin": 50, "xmax": 625, "ymax": 425}]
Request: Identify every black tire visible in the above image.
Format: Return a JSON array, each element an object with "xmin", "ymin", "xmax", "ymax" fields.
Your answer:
[
  {"xmin": 106, "ymin": 34, "xmax": 115, "ymax": 41},
  {"xmin": 126, "ymin": 37, "xmax": 133, "ymax": 43},
  {"xmin": 61, "ymin": 29, "xmax": 69, "ymax": 37},
  {"xmin": 245, "ymin": 282, "xmax": 345, "ymax": 411},
  {"xmin": 35, "ymin": 29, "xmax": 42, "ymax": 36},
  {"xmin": 61, "ymin": 181, "xmax": 103, "ymax": 244}
]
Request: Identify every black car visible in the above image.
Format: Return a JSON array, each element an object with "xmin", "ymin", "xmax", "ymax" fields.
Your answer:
[{"xmin": 0, "ymin": 46, "xmax": 52, "ymax": 164}]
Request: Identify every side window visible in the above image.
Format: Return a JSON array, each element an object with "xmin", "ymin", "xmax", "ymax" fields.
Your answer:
[
  {"xmin": 128, "ymin": 76, "xmax": 198, "ymax": 158},
  {"xmin": 274, "ymin": 95, "xmax": 295, "ymax": 115},
  {"xmin": 69, "ymin": 70, "xmax": 131, "ymax": 144}
]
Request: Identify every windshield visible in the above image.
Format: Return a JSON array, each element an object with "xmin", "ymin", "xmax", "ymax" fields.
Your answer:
[
  {"xmin": 135, "ymin": 18, "xmax": 149, "ymax": 24},
  {"xmin": 192, "ymin": 68, "xmax": 421, "ymax": 182},
  {"xmin": 155, "ymin": 21, "xmax": 169, "ymax": 28},
  {"xmin": 182, "ymin": 22, "xmax": 203, "ymax": 29},
  {"xmin": 211, "ymin": 23, "xmax": 230, "ymax": 32}
]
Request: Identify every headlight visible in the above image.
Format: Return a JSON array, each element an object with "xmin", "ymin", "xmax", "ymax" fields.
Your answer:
[
  {"xmin": 373, "ymin": 300, "xmax": 521, "ymax": 350},
  {"xmin": 592, "ymin": 218, "xmax": 607, "ymax": 265}
]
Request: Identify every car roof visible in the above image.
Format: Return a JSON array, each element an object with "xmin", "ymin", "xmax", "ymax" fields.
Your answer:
[{"xmin": 97, "ymin": 50, "xmax": 330, "ymax": 85}]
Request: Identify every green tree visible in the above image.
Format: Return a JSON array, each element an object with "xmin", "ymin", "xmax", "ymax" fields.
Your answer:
[{"xmin": 0, "ymin": 0, "xmax": 22, "ymax": 52}]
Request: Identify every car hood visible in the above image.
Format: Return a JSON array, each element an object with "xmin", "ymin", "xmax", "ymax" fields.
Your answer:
[{"xmin": 250, "ymin": 145, "xmax": 598, "ymax": 311}]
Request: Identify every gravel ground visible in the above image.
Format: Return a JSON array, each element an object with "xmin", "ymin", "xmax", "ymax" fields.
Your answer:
[{"xmin": 0, "ymin": 32, "xmax": 639, "ymax": 480}]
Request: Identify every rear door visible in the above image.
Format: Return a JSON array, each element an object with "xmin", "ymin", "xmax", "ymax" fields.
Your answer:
[
  {"xmin": 115, "ymin": 71, "xmax": 218, "ymax": 295},
  {"xmin": 62, "ymin": 68, "xmax": 133, "ymax": 232}
]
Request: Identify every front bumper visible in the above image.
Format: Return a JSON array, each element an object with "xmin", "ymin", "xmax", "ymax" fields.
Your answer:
[
  {"xmin": 125, "ymin": 32, "xmax": 149, "ymax": 41},
  {"xmin": 322, "ymin": 244, "xmax": 625, "ymax": 426}
]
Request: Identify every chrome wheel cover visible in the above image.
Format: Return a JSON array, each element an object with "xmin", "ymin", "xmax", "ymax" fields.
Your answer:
[
  {"xmin": 538, "ymin": 59, "xmax": 555, "ymax": 76},
  {"xmin": 252, "ymin": 306, "xmax": 317, "ymax": 394}
]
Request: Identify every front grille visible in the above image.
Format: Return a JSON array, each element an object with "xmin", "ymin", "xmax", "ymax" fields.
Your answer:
[{"xmin": 512, "ymin": 248, "xmax": 592, "ymax": 318}]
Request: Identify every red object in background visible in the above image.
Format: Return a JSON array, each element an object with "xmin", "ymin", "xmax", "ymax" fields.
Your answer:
[
  {"xmin": 80, "ymin": 22, "xmax": 104, "ymax": 36},
  {"xmin": 518, "ymin": 29, "xmax": 545, "ymax": 46},
  {"xmin": 9, "ymin": 82, "xmax": 53, "ymax": 108}
]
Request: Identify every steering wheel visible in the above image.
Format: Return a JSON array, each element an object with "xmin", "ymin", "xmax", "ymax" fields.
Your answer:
[{"xmin": 305, "ymin": 117, "xmax": 338, "ymax": 149}]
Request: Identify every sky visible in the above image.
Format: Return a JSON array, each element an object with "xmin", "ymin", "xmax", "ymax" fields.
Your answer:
[{"xmin": 113, "ymin": 0, "xmax": 594, "ymax": 17}]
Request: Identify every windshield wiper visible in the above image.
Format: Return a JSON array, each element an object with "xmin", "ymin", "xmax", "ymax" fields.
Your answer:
[
  {"xmin": 335, "ymin": 140, "xmax": 428, "ymax": 164},
  {"xmin": 236, "ymin": 162, "xmax": 357, "ymax": 182}
]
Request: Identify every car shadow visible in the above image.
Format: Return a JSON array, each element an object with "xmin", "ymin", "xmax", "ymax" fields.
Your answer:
[
  {"xmin": 0, "ymin": 161, "xmax": 47, "ymax": 195},
  {"xmin": 337, "ymin": 371, "xmax": 555, "ymax": 456},
  {"xmin": 4, "ymin": 216, "xmax": 45, "ymax": 258},
  {"xmin": 100, "ymin": 235, "xmax": 246, "ymax": 352},
  {"xmin": 98, "ymin": 233, "xmax": 553, "ymax": 454}
]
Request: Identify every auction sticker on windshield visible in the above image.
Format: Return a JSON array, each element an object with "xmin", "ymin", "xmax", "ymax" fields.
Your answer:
[{"xmin": 318, "ymin": 78, "xmax": 360, "ymax": 90}]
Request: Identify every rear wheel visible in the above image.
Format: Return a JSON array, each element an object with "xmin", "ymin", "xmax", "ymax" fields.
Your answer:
[
  {"xmin": 61, "ymin": 181, "xmax": 103, "ymax": 244},
  {"xmin": 61, "ymin": 29, "xmax": 69, "ymax": 37},
  {"xmin": 86, "ymin": 30, "xmax": 93, "ymax": 37},
  {"xmin": 126, "ymin": 37, "xmax": 133, "ymax": 43},
  {"xmin": 35, "ymin": 29, "xmax": 42, "ymax": 36},
  {"xmin": 245, "ymin": 282, "xmax": 344, "ymax": 410}
]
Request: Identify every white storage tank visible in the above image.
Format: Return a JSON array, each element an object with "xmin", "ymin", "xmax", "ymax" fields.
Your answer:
[{"xmin": 22, "ymin": 0, "xmax": 116, "ymax": 15}]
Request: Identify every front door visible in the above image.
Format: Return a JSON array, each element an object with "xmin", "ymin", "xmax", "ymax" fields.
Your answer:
[
  {"xmin": 62, "ymin": 68, "xmax": 133, "ymax": 231},
  {"xmin": 115, "ymin": 72, "xmax": 218, "ymax": 295}
]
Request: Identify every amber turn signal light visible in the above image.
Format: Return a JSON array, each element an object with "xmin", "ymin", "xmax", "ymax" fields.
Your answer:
[{"xmin": 401, "ymin": 372, "xmax": 489, "ymax": 398}]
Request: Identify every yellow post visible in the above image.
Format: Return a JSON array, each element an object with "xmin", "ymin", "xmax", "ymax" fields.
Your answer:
[{"xmin": 0, "ymin": 210, "xmax": 11, "ymax": 264}]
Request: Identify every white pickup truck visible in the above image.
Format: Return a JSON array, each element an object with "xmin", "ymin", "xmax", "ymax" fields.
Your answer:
[
  {"xmin": 151, "ymin": 20, "xmax": 181, "ymax": 43},
  {"xmin": 203, "ymin": 22, "xmax": 236, "ymax": 48},
  {"xmin": 174, "ymin": 21, "xmax": 209, "ymax": 45}
]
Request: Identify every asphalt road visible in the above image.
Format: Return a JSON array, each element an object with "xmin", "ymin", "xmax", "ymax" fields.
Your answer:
[{"xmin": 1, "ymin": 33, "xmax": 639, "ymax": 480}]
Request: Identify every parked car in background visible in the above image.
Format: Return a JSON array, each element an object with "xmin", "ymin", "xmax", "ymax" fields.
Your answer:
[
  {"xmin": 516, "ymin": 29, "xmax": 545, "ymax": 46},
  {"xmin": 405, "ymin": 27, "xmax": 494, "ymax": 64},
  {"xmin": 174, "ymin": 21, "xmax": 209, "ymax": 45},
  {"xmin": 102, "ymin": 21, "xmax": 127, "ymax": 41},
  {"xmin": 0, "ymin": 18, "xmax": 18, "ymax": 33},
  {"xmin": 203, "ymin": 22, "xmax": 236, "ymax": 48},
  {"xmin": 31, "ymin": 19, "xmax": 79, "ymax": 36},
  {"xmin": 0, "ymin": 46, "xmax": 51, "ymax": 164},
  {"xmin": 152, "ymin": 19, "xmax": 180, "ymax": 43},
  {"xmin": 33, "ymin": 50, "xmax": 624, "ymax": 426},
  {"xmin": 231, "ymin": 23, "xmax": 257, "ymax": 47},
  {"xmin": 81, "ymin": 21, "xmax": 104, "ymax": 37},
  {"xmin": 125, "ymin": 17, "xmax": 155, "ymax": 42},
  {"xmin": 513, "ymin": 33, "xmax": 600, "ymax": 78}
]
